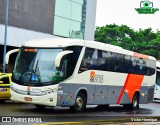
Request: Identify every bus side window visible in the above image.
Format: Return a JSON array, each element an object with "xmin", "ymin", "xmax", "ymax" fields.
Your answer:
[
  {"xmin": 145, "ymin": 60, "xmax": 155, "ymax": 76},
  {"xmin": 114, "ymin": 54, "xmax": 121, "ymax": 72},
  {"xmin": 130, "ymin": 57, "xmax": 136, "ymax": 74},
  {"xmin": 135, "ymin": 58, "xmax": 145, "ymax": 75},
  {"xmin": 106, "ymin": 52, "xmax": 112, "ymax": 71},
  {"xmin": 119, "ymin": 54, "xmax": 124, "ymax": 73},
  {"xmin": 65, "ymin": 46, "xmax": 82, "ymax": 76},
  {"xmin": 98, "ymin": 50, "xmax": 106, "ymax": 71},
  {"xmin": 111, "ymin": 53, "xmax": 116, "ymax": 72},
  {"xmin": 79, "ymin": 48, "xmax": 97, "ymax": 73},
  {"xmin": 123, "ymin": 55, "xmax": 130, "ymax": 73}
]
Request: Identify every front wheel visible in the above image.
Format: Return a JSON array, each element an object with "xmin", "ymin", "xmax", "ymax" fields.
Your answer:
[
  {"xmin": 70, "ymin": 92, "xmax": 86, "ymax": 112},
  {"xmin": 123, "ymin": 93, "xmax": 139, "ymax": 109}
]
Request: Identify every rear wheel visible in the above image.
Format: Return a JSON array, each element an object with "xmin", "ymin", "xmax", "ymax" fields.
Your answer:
[
  {"xmin": 0, "ymin": 99, "xmax": 6, "ymax": 104},
  {"xmin": 70, "ymin": 92, "xmax": 86, "ymax": 112},
  {"xmin": 123, "ymin": 93, "xmax": 139, "ymax": 109}
]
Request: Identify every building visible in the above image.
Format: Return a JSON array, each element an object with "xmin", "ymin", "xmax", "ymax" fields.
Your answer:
[{"xmin": 0, "ymin": 0, "xmax": 97, "ymax": 71}]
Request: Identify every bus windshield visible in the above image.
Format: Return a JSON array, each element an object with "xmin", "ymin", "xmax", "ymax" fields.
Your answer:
[{"xmin": 12, "ymin": 48, "xmax": 70, "ymax": 86}]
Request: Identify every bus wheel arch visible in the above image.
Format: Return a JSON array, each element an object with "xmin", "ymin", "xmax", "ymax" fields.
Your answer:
[
  {"xmin": 70, "ymin": 89, "xmax": 87, "ymax": 112},
  {"xmin": 124, "ymin": 91, "xmax": 140, "ymax": 109},
  {"xmin": 132, "ymin": 91, "xmax": 140, "ymax": 109}
]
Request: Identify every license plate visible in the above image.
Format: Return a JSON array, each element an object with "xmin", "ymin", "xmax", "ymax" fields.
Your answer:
[
  {"xmin": 0, "ymin": 88, "xmax": 7, "ymax": 92},
  {"xmin": 24, "ymin": 97, "xmax": 32, "ymax": 101}
]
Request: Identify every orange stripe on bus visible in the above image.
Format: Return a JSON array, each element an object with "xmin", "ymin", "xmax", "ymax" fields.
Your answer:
[
  {"xmin": 134, "ymin": 52, "xmax": 149, "ymax": 59},
  {"xmin": 116, "ymin": 74, "xmax": 144, "ymax": 104},
  {"xmin": 116, "ymin": 74, "xmax": 130, "ymax": 104}
]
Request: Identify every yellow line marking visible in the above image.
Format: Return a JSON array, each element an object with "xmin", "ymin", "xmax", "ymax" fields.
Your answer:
[{"xmin": 32, "ymin": 118, "xmax": 129, "ymax": 125}]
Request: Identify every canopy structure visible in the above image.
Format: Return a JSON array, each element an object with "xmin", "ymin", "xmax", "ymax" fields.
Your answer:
[{"xmin": 0, "ymin": 24, "xmax": 58, "ymax": 47}]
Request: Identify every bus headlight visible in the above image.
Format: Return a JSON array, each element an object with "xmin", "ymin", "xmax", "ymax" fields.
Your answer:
[{"xmin": 44, "ymin": 88, "xmax": 57, "ymax": 95}]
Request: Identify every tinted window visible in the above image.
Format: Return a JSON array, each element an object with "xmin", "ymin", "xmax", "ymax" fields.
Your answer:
[
  {"xmin": 79, "ymin": 48, "xmax": 97, "ymax": 73},
  {"xmin": 98, "ymin": 50, "xmax": 106, "ymax": 71},
  {"xmin": 123, "ymin": 55, "xmax": 130, "ymax": 73},
  {"xmin": 79, "ymin": 48, "xmax": 155, "ymax": 76},
  {"xmin": 65, "ymin": 46, "xmax": 82, "ymax": 76}
]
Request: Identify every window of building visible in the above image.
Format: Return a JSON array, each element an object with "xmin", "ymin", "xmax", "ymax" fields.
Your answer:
[
  {"xmin": 53, "ymin": 0, "xmax": 87, "ymax": 39},
  {"xmin": 55, "ymin": 0, "xmax": 71, "ymax": 19},
  {"xmin": 54, "ymin": 16, "xmax": 70, "ymax": 37}
]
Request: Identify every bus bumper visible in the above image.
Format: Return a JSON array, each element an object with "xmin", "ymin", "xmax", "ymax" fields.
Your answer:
[{"xmin": 10, "ymin": 89, "xmax": 57, "ymax": 106}]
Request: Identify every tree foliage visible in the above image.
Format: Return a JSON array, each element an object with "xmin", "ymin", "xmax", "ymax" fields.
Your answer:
[{"xmin": 95, "ymin": 24, "xmax": 160, "ymax": 59}]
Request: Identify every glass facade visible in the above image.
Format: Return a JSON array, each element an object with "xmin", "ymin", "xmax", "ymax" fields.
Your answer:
[{"xmin": 53, "ymin": 0, "xmax": 87, "ymax": 39}]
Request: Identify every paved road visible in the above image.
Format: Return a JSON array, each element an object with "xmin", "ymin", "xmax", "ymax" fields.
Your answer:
[{"xmin": 0, "ymin": 101, "xmax": 160, "ymax": 125}]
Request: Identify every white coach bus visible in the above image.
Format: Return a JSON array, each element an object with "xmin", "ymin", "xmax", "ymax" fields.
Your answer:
[
  {"xmin": 153, "ymin": 61, "xmax": 160, "ymax": 102},
  {"xmin": 10, "ymin": 38, "xmax": 156, "ymax": 112}
]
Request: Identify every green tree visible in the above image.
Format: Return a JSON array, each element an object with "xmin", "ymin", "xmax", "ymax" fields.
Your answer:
[{"xmin": 95, "ymin": 24, "xmax": 159, "ymax": 59}]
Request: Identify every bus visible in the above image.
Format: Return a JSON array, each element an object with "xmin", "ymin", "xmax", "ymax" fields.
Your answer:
[
  {"xmin": 153, "ymin": 61, "xmax": 160, "ymax": 102},
  {"xmin": 0, "ymin": 49, "xmax": 19, "ymax": 103},
  {"xmin": 0, "ymin": 73, "xmax": 12, "ymax": 103},
  {"xmin": 10, "ymin": 38, "xmax": 156, "ymax": 112}
]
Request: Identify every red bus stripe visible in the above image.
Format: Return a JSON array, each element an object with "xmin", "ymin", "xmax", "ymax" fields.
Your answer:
[{"xmin": 116, "ymin": 74, "xmax": 130, "ymax": 104}]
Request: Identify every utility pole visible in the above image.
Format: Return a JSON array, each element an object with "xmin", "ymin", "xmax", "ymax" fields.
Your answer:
[{"xmin": 2, "ymin": 0, "xmax": 9, "ymax": 73}]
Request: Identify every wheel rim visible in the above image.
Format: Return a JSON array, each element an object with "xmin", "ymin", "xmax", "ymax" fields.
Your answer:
[
  {"xmin": 76, "ymin": 96, "xmax": 83, "ymax": 109},
  {"xmin": 133, "ymin": 97, "xmax": 138, "ymax": 108}
]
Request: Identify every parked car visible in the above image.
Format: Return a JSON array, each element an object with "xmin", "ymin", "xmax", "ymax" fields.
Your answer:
[{"xmin": 0, "ymin": 73, "xmax": 11, "ymax": 103}]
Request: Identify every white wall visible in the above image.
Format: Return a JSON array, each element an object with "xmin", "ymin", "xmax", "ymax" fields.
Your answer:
[{"xmin": 85, "ymin": 0, "xmax": 97, "ymax": 41}]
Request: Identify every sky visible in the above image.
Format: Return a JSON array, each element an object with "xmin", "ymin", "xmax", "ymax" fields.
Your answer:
[{"xmin": 96, "ymin": 0, "xmax": 160, "ymax": 32}]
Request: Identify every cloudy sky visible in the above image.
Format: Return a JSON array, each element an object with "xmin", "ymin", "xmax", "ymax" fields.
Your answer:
[{"xmin": 96, "ymin": 0, "xmax": 160, "ymax": 31}]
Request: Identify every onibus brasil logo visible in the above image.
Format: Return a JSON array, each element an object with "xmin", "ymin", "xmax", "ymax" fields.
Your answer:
[{"xmin": 135, "ymin": 1, "xmax": 159, "ymax": 14}]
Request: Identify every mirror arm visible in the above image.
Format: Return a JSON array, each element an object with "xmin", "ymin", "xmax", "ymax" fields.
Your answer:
[{"xmin": 55, "ymin": 50, "xmax": 73, "ymax": 68}]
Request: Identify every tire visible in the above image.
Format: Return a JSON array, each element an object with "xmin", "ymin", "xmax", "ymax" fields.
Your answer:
[
  {"xmin": 0, "ymin": 99, "xmax": 6, "ymax": 104},
  {"xmin": 123, "ymin": 93, "xmax": 139, "ymax": 109},
  {"xmin": 70, "ymin": 92, "xmax": 86, "ymax": 112},
  {"xmin": 34, "ymin": 104, "xmax": 46, "ymax": 109}
]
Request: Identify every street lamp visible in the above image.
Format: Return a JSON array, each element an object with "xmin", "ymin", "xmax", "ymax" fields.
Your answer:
[{"xmin": 2, "ymin": 0, "xmax": 9, "ymax": 73}]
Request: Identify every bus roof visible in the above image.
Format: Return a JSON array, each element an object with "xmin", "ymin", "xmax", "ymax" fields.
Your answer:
[{"xmin": 22, "ymin": 38, "xmax": 155, "ymax": 60}]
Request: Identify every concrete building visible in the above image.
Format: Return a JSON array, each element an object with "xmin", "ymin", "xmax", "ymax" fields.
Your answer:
[
  {"xmin": 0, "ymin": 0, "xmax": 97, "ymax": 47},
  {"xmin": 0, "ymin": 0, "xmax": 97, "ymax": 71}
]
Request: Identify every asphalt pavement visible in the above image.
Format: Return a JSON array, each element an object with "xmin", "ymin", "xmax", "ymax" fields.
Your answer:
[{"xmin": 0, "ymin": 101, "xmax": 160, "ymax": 125}]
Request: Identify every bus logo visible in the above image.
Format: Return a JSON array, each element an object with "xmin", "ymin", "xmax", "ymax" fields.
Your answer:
[
  {"xmin": 90, "ymin": 71, "xmax": 103, "ymax": 83},
  {"xmin": 27, "ymin": 86, "xmax": 31, "ymax": 95},
  {"xmin": 90, "ymin": 71, "xmax": 95, "ymax": 79}
]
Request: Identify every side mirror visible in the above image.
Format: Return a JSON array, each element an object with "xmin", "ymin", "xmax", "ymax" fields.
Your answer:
[
  {"xmin": 55, "ymin": 50, "xmax": 73, "ymax": 68},
  {"xmin": 0, "ymin": 81, "xmax": 3, "ymax": 84},
  {"xmin": 5, "ymin": 49, "xmax": 19, "ymax": 65}
]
